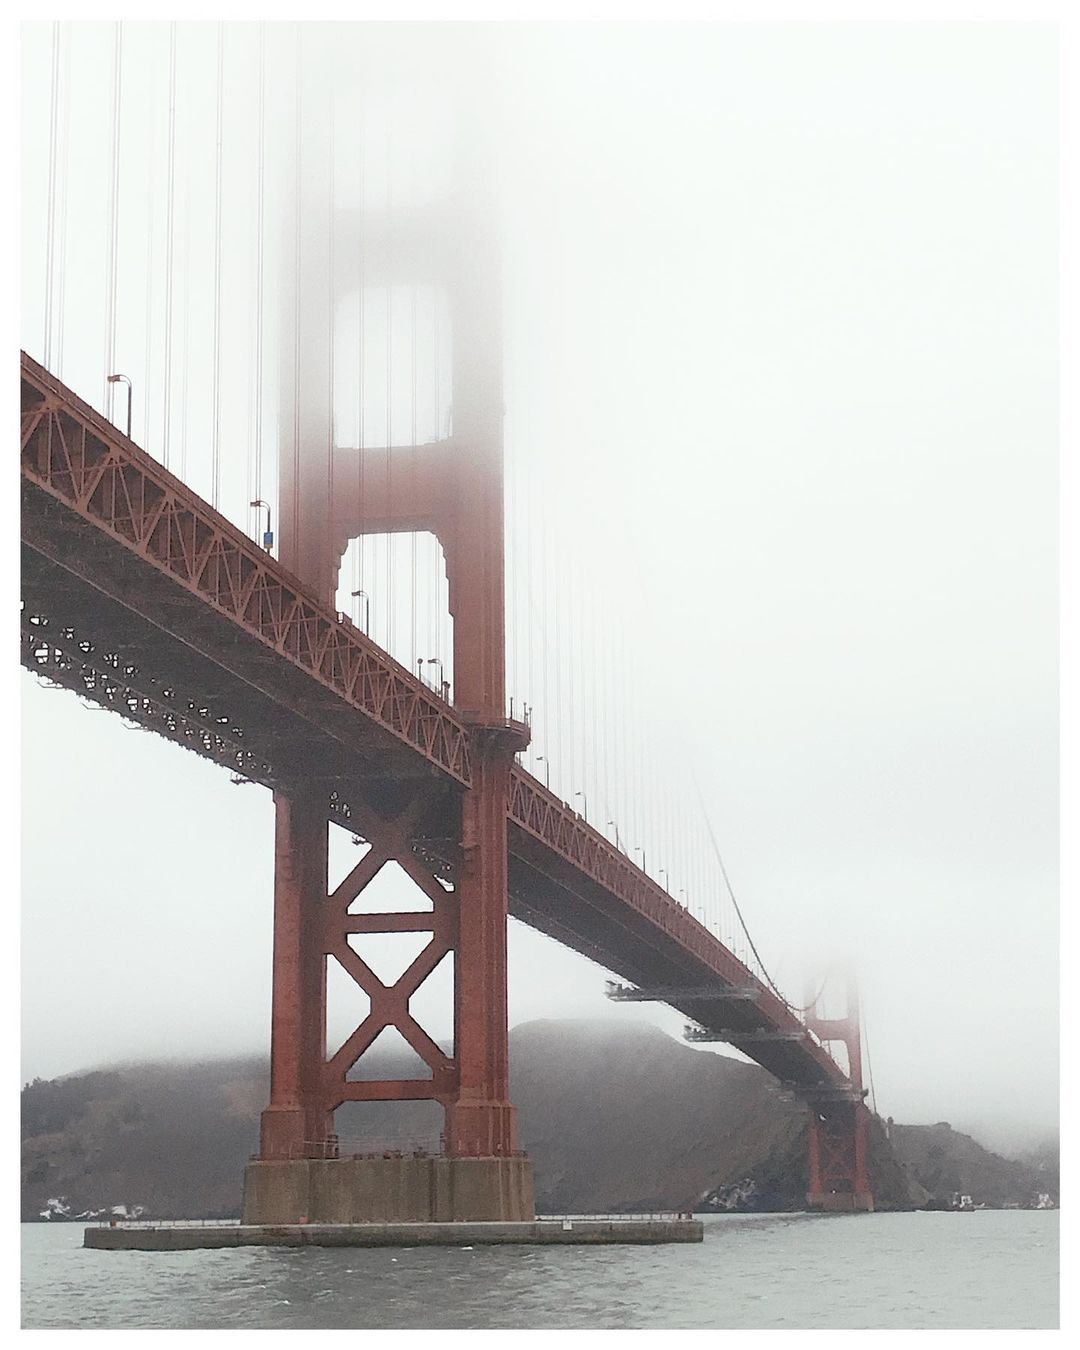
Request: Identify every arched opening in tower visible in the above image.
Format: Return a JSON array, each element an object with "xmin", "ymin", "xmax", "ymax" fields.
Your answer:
[{"xmin": 334, "ymin": 529, "xmax": 453, "ymax": 700}]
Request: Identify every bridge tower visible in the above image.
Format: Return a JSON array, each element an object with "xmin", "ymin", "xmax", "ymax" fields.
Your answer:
[
  {"xmin": 803, "ymin": 977, "xmax": 874, "ymax": 1212},
  {"xmin": 243, "ymin": 38, "xmax": 534, "ymax": 1224}
]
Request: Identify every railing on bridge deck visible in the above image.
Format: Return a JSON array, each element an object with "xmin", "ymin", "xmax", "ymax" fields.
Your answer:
[{"xmin": 20, "ymin": 351, "xmax": 472, "ymax": 785}]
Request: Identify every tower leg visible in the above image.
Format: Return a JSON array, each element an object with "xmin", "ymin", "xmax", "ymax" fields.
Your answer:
[
  {"xmin": 258, "ymin": 790, "xmax": 332, "ymax": 1161},
  {"xmin": 445, "ymin": 747, "xmax": 518, "ymax": 1157},
  {"xmin": 806, "ymin": 1102, "xmax": 874, "ymax": 1213},
  {"xmin": 245, "ymin": 777, "xmax": 534, "ymax": 1222}
]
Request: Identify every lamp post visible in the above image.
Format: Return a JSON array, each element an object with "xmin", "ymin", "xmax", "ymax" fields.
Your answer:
[
  {"xmin": 351, "ymin": 589, "xmax": 370, "ymax": 633},
  {"xmin": 250, "ymin": 500, "xmax": 273, "ymax": 551},
  {"xmin": 106, "ymin": 373, "xmax": 132, "ymax": 438},
  {"xmin": 606, "ymin": 820, "xmax": 623, "ymax": 851},
  {"xmin": 535, "ymin": 755, "xmax": 551, "ymax": 789},
  {"xmin": 634, "ymin": 846, "xmax": 647, "ymax": 875},
  {"xmin": 426, "ymin": 658, "xmax": 446, "ymax": 700},
  {"xmin": 574, "ymin": 790, "xmax": 588, "ymax": 821}
]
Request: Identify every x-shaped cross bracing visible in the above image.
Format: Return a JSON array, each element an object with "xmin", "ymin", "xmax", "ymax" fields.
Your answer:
[{"xmin": 322, "ymin": 802, "xmax": 457, "ymax": 1109}]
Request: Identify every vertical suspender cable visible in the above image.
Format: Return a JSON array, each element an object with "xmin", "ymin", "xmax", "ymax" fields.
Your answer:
[
  {"xmin": 590, "ymin": 562, "xmax": 598, "ymax": 816},
  {"xmin": 210, "ymin": 22, "xmax": 224, "ymax": 508},
  {"xmin": 540, "ymin": 488, "xmax": 551, "ymax": 785},
  {"xmin": 507, "ymin": 373, "xmax": 515, "ymax": 717},
  {"xmin": 529, "ymin": 376, "xmax": 538, "ymax": 763},
  {"xmin": 162, "ymin": 23, "xmax": 177, "ymax": 469},
  {"xmin": 327, "ymin": 79, "xmax": 336, "ymax": 598},
  {"xmin": 291, "ymin": 28, "xmax": 303, "ymax": 562},
  {"xmin": 104, "ymin": 21, "xmax": 123, "ymax": 414},
  {"xmin": 617, "ymin": 575, "xmax": 629, "ymax": 843},
  {"xmin": 142, "ymin": 33, "xmax": 159, "ymax": 451},
  {"xmin": 43, "ymin": 21, "xmax": 60, "ymax": 368},
  {"xmin": 357, "ymin": 90, "xmax": 366, "ymax": 625},
  {"xmin": 431, "ymin": 264, "xmax": 440, "ymax": 665},
  {"xmin": 252, "ymin": 22, "xmax": 265, "ymax": 507},
  {"xmin": 410, "ymin": 281, "xmax": 418, "ymax": 675},
  {"xmin": 569, "ymin": 539, "xmax": 578, "ymax": 799},
  {"xmin": 430, "ymin": 290, "xmax": 439, "ymax": 673},
  {"xmin": 600, "ymin": 567, "xmax": 612, "ymax": 840},
  {"xmin": 55, "ymin": 23, "xmax": 71, "ymax": 376},
  {"xmin": 179, "ymin": 121, "xmax": 191, "ymax": 485},
  {"xmin": 385, "ymin": 108, "xmax": 394, "ymax": 659},
  {"xmin": 563, "ymin": 537, "xmax": 572, "ymax": 798},
  {"xmin": 406, "ymin": 98, "xmax": 419, "ymax": 675},
  {"xmin": 553, "ymin": 539, "xmax": 563, "ymax": 795}
]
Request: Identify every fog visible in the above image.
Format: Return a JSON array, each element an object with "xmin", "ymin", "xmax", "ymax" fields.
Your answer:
[{"xmin": 20, "ymin": 21, "xmax": 1058, "ymax": 1154}]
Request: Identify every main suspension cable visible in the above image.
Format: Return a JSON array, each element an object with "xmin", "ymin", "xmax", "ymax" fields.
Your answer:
[
  {"xmin": 863, "ymin": 1011, "xmax": 879, "ymax": 1116},
  {"xmin": 693, "ymin": 776, "xmax": 826, "ymax": 1015}
]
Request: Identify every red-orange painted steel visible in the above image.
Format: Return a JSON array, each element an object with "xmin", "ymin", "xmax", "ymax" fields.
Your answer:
[
  {"xmin": 807, "ymin": 1103, "xmax": 873, "ymax": 1208},
  {"xmin": 804, "ymin": 980, "xmax": 873, "ymax": 1207},
  {"xmin": 259, "ymin": 794, "xmax": 332, "ymax": 1159},
  {"xmin": 446, "ymin": 740, "xmax": 521, "ymax": 1156},
  {"xmin": 21, "ymin": 351, "xmax": 869, "ymax": 1195},
  {"xmin": 20, "ymin": 354, "xmax": 471, "ymax": 785}
]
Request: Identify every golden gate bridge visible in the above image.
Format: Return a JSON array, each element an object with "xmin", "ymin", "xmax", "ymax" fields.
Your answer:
[{"xmin": 21, "ymin": 21, "xmax": 874, "ymax": 1222}]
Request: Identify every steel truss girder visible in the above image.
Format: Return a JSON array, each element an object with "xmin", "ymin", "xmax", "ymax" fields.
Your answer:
[
  {"xmin": 606, "ymin": 980, "xmax": 760, "ymax": 1003},
  {"xmin": 20, "ymin": 352, "xmax": 471, "ymax": 785},
  {"xmin": 683, "ymin": 1025, "xmax": 807, "ymax": 1044},
  {"xmin": 22, "ymin": 610, "xmax": 275, "ymax": 783}
]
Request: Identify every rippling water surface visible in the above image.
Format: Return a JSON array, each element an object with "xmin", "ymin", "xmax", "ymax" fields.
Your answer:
[{"xmin": 21, "ymin": 1211, "xmax": 1058, "ymax": 1330}]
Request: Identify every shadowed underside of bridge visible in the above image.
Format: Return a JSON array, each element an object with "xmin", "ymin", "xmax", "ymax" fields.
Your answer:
[{"xmin": 21, "ymin": 352, "xmax": 870, "ymax": 1216}]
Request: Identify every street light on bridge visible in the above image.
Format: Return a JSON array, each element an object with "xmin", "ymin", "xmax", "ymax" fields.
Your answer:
[
  {"xmin": 106, "ymin": 373, "xmax": 132, "ymax": 439},
  {"xmin": 250, "ymin": 500, "xmax": 273, "ymax": 551},
  {"xmin": 425, "ymin": 658, "xmax": 448, "ymax": 701},
  {"xmin": 351, "ymin": 589, "xmax": 370, "ymax": 633}
]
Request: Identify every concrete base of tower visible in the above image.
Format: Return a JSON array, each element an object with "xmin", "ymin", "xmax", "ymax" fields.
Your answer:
[
  {"xmin": 807, "ymin": 1191, "xmax": 875, "ymax": 1213},
  {"xmin": 241, "ymin": 1155, "xmax": 535, "ymax": 1225}
]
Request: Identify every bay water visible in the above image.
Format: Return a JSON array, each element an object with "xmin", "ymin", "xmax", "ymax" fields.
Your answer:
[{"xmin": 21, "ymin": 1210, "xmax": 1058, "ymax": 1330}]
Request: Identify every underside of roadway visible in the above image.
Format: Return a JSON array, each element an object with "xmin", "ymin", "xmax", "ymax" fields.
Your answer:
[{"xmin": 21, "ymin": 463, "xmax": 850, "ymax": 1100}]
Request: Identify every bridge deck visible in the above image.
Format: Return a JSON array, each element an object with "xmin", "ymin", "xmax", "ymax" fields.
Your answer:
[{"xmin": 20, "ymin": 352, "xmax": 850, "ymax": 1097}]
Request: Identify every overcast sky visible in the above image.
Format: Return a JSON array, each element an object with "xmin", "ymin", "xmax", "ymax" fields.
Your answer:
[{"xmin": 20, "ymin": 21, "xmax": 1058, "ymax": 1154}]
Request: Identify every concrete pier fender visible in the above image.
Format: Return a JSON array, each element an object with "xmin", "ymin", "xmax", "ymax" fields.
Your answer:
[{"xmin": 85, "ymin": 1218, "xmax": 704, "ymax": 1251}]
